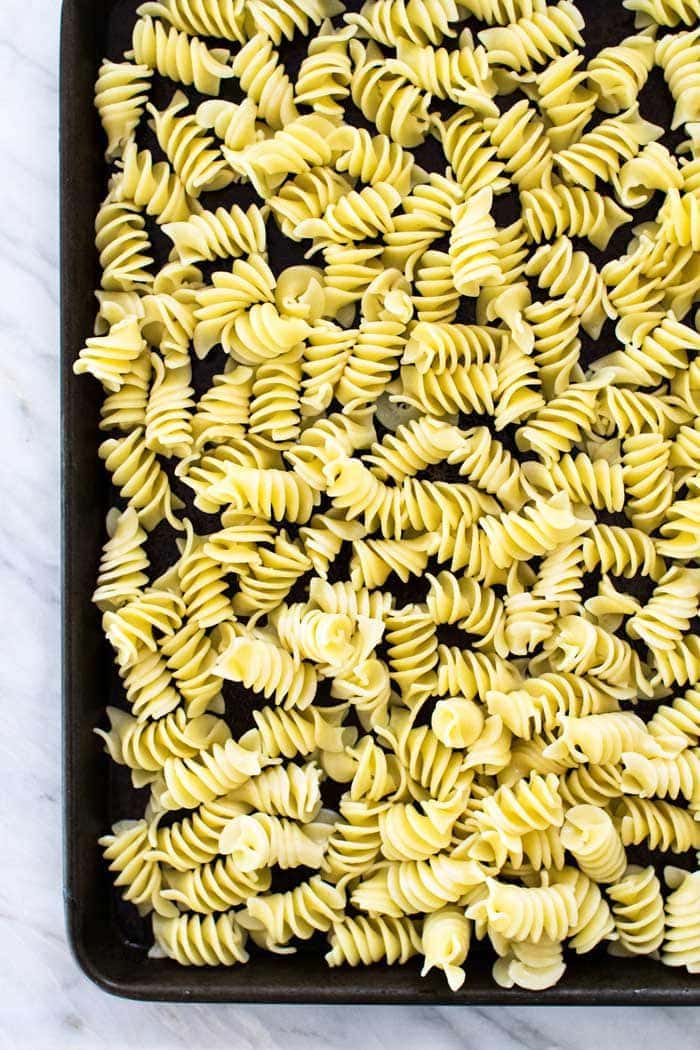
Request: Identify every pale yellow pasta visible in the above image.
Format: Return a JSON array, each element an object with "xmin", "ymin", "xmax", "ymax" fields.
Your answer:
[
  {"xmin": 661, "ymin": 867, "xmax": 700, "ymax": 973},
  {"xmin": 587, "ymin": 30, "xmax": 656, "ymax": 113},
  {"xmin": 607, "ymin": 865, "xmax": 665, "ymax": 956},
  {"xmin": 83, "ymin": 0, "xmax": 700, "ymax": 994},
  {"xmin": 149, "ymin": 91, "xmax": 233, "ymax": 197},
  {"xmin": 421, "ymin": 908, "xmax": 471, "ymax": 991},
  {"xmin": 130, "ymin": 16, "xmax": 233, "ymax": 96},
  {"xmin": 560, "ymin": 806, "xmax": 627, "ymax": 883},
  {"xmin": 95, "ymin": 59, "xmax": 153, "ymax": 159}
]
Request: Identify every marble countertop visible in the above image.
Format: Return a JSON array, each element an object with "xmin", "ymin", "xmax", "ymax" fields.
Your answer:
[{"xmin": 1, "ymin": 1, "xmax": 697, "ymax": 1046}]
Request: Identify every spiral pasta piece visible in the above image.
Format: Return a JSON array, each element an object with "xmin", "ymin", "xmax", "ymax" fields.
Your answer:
[
  {"xmin": 593, "ymin": 310, "xmax": 700, "ymax": 386},
  {"xmin": 240, "ymin": 876, "xmax": 346, "ymax": 948},
  {"xmin": 270, "ymin": 603, "xmax": 356, "ymax": 671},
  {"xmin": 587, "ymin": 29, "xmax": 656, "ymax": 113},
  {"xmin": 230, "ymin": 33, "xmax": 298, "ymax": 130},
  {"xmin": 425, "ymin": 571, "xmax": 507, "ymax": 655},
  {"xmin": 223, "ymin": 762, "xmax": 323, "ymax": 823},
  {"xmin": 420, "ymin": 908, "xmax": 471, "ymax": 991},
  {"xmin": 484, "ymin": 100, "xmax": 553, "ymax": 190},
  {"xmin": 521, "ymin": 184, "xmax": 630, "ymax": 250},
  {"xmin": 247, "ymin": 0, "xmax": 343, "ymax": 43},
  {"xmin": 151, "ymin": 911, "xmax": 249, "ymax": 967},
  {"xmin": 487, "ymin": 673, "xmax": 616, "ymax": 741},
  {"xmin": 627, "ymin": 567, "xmax": 700, "ymax": 653},
  {"xmin": 621, "ymin": 748, "xmax": 700, "ymax": 802},
  {"xmin": 193, "ymin": 255, "xmax": 275, "ymax": 356},
  {"xmin": 546, "ymin": 711, "xmax": 661, "ymax": 767},
  {"xmin": 208, "ymin": 466, "xmax": 318, "ymax": 524},
  {"xmin": 384, "ymin": 605, "xmax": 439, "ymax": 700},
  {"xmin": 95, "ymin": 59, "xmax": 153, "ymax": 159},
  {"xmin": 648, "ymin": 688, "xmax": 700, "ymax": 749},
  {"xmin": 398, "ymin": 360, "xmax": 498, "ymax": 416},
  {"xmin": 240, "ymin": 706, "xmax": 349, "ymax": 764},
  {"xmin": 95, "ymin": 199, "xmax": 153, "ymax": 292},
  {"xmin": 327, "ymin": 914, "xmax": 422, "ymax": 967},
  {"xmin": 330, "ymin": 126, "xmax": 418, "ymax": 196},
  {"xmin": 478, "ymin": 493, "xmax": 593, "ymax": 570},
  {"xmin": 448, "ymin": 187, "xmax": 500, "ymax": 297},
  {"xmin": 92, "ymin": 508, "xmax": 149, "ymax": 611},
  {"xmin": 384, "ymin": 171, "xmax": 463, "ymax": 277},
  {"xmin": 164, "ymin": 203, "xmax": 268, "ymax": 265},
  {"xmin": 144, "ymin": 354, "xmax": 194, "ymax": 460},
  {"xmin": 163, "ymin": 855, "xmax": 271, "ymax": 913},
  {"xmin": 100, "ymin": 820, "xmax": 175, "ymax": 917},
  {"xmin": 322, "ymin": 799, "xmax": 383, "ymax": 879},
  {"xmin": 352, "ymin": 852, "xmax": 487, "ymax": 916},
  {"xmin": 216, "ymin": 635, "xmax": 317, "ymax": 710},
  {"xmin": 661, "ymin": 868, "xmax": 700, "ymax": 972},
  {"xmin": 131, "ymin": 16, "xmax": 233, "ymax": 95},
  {"xmin": 350, "ymin": 40, "xmax": 431, "ymax": 148},
  {"xmin": 380, "ymin": 716, "xmax": 471, "ymax": 800},
  {"xmin": 103, "ymin": 589, "xmax": 184, "ymax": 670},
  {"xmin": 469, "ymin": 878, "xmax": 579, "ymax": 942},
  {"xmin": 551, "ymin": 867, "xmax": 617, "ymax": 953},
  {"xmin": 582, "ymin": 523, "xmax": 665, "ymax": 581},
  {"xmin": 560, "ymin": 806, "xmax": 627, "ymax": 884},
  {"xmin": 656, "ymin": 26, "xmax": 700, "ymax": 130},
  {"xmin": 623, "ymin": 0, "xmax": 700, "ymax": 27},
  {"xmin": 137, "ymin": 0, "xmax": 249, "ymax": 40},
  {"xmin": 526, "ymin": 236, "xmax": 613, "ymax": 337},
  {"xmin": 477, "ymin": 772, "xmax": 564, "ymax": 848},
  {"xmin": 120, "ymin": 645, "xmax": 181, "ymax": 721},
  {"xmin": 614, "ymin": 797, "xmax": 700, "ymax": 853},
  {"xmin": 516, "ymin": 376, "xmax": 610, "ymax": 461},
  {"xmin": 99, "ymin": 348, "xmax": 152, "ymax": 433},
  {"xmin": 160, "ymin": 621, "xmax": 223, "ymax": 717},
  {"xmin": 524, "ymin": 453, "xmax": 625, "ymax": 513},
  {"xmin": 232, "ymin": 531, "xmax": 312, "ymax": 615},
  {"xmin": 74, "ymin": 314, "xmax": 146, "ymax": 394},
  {"xmin": 608, "ymin": 865, "xmax": 665, "ymax": 955},
  {"xmin": 100, "ymin": 428, "xmax": 183, "ymax": 531},
  {"xmin": 218, "ymin": 811, "xmax": 332, "ymax": 871},
  {"xmin": 492, "ymin": 937, "xmax": 566, "ymax": 990},
  {"xmin": 532, "ymin": 50, "xmax": 597, "ymax": 150},
  {"xmin": 559, "ymin": 763, "xmax": 625, "ymax": 808},
  {"xmin": 235, "ymin": 115, "xmax": 338, "ymax": 198},
  {"xmin": 392, "ymin": 37, "xmax": 498, "ymax": 113},
  {"xmin": 478, "ymin": 2, "xmax": 584, "ymax": 72},
  {"xmin": 297, "ymin": 182, "xmax": 403, "ymax": 249},
  {"xmin": 346, "ymin": 0, "xmax": 464, "ymax": 46},
  {"xmin": 295, "ymin": 20, "xmax": 356, "ymax": 117},
  {"xmin": 554, "ymin": 105, "xmax": 662, "ymax": 189},
  {"xmin": 153, "ymin": 738, "xmax": 268, "ymax": 811},
  {"xmin": 149, "ymin": 91, "xmax": 234, "ymax": 198},
  {"xmin": 379, "ymin": 792, "xmax": 467, "ymax": 861}
]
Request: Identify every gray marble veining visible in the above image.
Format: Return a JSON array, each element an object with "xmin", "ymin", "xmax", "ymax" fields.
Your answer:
[{"xmin": 1, "ymin": 1, "xmax": 697, "ymax": 1046}]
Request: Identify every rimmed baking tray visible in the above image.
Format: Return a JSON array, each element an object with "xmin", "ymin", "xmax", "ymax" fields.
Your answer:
[{"xmin": 62, "ymin": 0, "xmax": 700, "ymax": 1002}]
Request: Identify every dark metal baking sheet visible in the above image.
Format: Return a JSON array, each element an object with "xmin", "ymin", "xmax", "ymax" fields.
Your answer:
[{"xmin": 62, "ymin": 0, "xmax": 700, "ymax": 1002}]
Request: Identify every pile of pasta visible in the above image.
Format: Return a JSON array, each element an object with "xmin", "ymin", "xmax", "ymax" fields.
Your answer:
[{"xmin": 75, "ymin": 0, "xmax": 700, "ymax": 990}]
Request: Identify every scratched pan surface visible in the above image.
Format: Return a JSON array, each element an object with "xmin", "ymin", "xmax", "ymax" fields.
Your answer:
[{"xmin": 61, "ymin": 0, "xmax": 700, "ymax": 1002}]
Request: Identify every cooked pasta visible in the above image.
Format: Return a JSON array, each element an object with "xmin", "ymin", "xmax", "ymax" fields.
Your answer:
[
  {"xmin": 661, "ymin": 868, "xmax": 700, "ymax": 973},
  {"xmin": 607, "ymin": 865, "xmax": 665, "ymax": 956},
  {"xmin": 83, "ymin": 0, "xmax": 700, "ymax": 994},
  {"xmin": 149, "ymin": 91, "xmax": 233, "ymax": 197},
  {"xmin": 136, "ymin": 0, "xmax": 249, "ymax": 41},
  {"xmin": 95, "ymin": 59, "xmax": 153, "ymax": 159},
  {"xmin": 130, "ymin": 16, "xmax": 234, "ymax": 96}
]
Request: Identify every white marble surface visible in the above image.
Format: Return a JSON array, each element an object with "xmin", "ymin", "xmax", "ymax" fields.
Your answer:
[{"xmin": 1, "ymin": 1, "xmax": 698, "ymax": 1046}]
